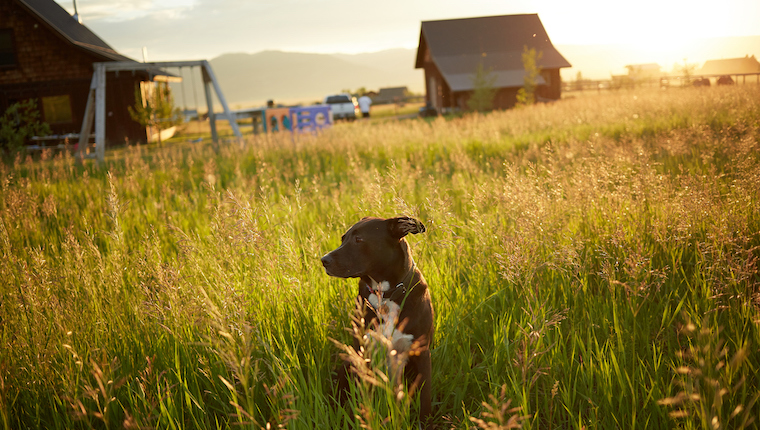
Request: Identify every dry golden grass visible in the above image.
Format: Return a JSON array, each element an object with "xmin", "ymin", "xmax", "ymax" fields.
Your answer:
[{"xmin": 1, "ymin": 85, "xmax": 759, "ymax": 429}]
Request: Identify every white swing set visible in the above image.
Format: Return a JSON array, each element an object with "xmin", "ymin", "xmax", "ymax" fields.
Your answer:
[{"xmin": 77, "ymin": 60, "xmax": 242, "ymax": 163}]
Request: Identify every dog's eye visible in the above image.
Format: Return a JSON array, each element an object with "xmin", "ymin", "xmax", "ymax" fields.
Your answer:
[{"xmin": 354, "ymin": 236, "xmax": 363, "ymax": 243}]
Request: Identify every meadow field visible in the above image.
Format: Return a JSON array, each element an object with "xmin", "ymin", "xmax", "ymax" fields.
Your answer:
[{"xmin": 2, "ymin": 86, "xmax": 759, "ymax": 429}]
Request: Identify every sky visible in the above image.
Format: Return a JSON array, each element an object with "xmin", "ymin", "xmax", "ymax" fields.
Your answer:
[{"xmin": 57, "ymin": 0, "xmax": 760, "ymax": 63}]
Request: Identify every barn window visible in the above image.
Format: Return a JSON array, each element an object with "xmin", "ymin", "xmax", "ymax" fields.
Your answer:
[
  {"xmin": 0, "ymin": 29, "xmax": 17, "ymax": 67},
  {"xmin": 42, "ymin": 95, "xmax": 73, "ymax": 124}
]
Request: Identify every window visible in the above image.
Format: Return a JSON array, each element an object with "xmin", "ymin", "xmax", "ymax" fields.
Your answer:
[
  {"xmin": 325, "ymin": 95, "xmax": 351, "ymax": 104},
  {"xmin": 42, "ymin": 95, "xmax": 73, "ymax": 124},
  {"xmin": 0, "ymin": 29, "xmax": 17, "ymax": 68}
]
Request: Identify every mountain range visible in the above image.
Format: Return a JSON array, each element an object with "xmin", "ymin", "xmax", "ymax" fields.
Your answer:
[
  {"xmin": 176, "ymin": 49, "xmax": 424, "ymax": 110},
  {"xmin": 171, "ymin": 36, "xmax": 760, "ymax": 110}
]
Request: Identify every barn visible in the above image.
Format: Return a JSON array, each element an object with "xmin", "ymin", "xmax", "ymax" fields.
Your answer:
[
  {"xmin": 373, "ymin": 87, "xmax": 409, "ymax": 105},
  {"xmin": 0, "ymin": 0, "xmax": 166, "ymax": 146},
  {"xmin": 415, "ymin": 14, "xmax": 572, "ymax": 112},
  {"xmin": 699, "ymin": 55, "xmax": 760, "ymax": 82}
]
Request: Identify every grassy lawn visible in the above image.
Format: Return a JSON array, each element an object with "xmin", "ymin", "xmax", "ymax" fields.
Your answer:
[
  {"xmin": 367, "ymin": 102, "xmax": 424, "ymax": 119},
  {"xmin": 2, "ymin": 86, "xmax": 760, "ymax": 429}
]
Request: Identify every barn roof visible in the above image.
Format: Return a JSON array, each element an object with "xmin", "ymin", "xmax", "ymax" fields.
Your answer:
[
  {"xmin": 415, "ymin": 14, "xmax": 571, "ymax": 91},
  {"xmin": 700, "ymin": 55, "xmax": 760, "ymax": 75},
  {"xmin": 15, "ymin": 0, "xmax": 135, "ymax": 62},
  {"xmin": 374, "ymin": 86, "xmax": 408, "ymax": 103}
]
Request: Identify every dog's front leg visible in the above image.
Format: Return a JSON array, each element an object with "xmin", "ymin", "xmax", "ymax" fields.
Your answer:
[{"xmin": 407, "ymin": 349, "xmax": 433, "ymax": 429}]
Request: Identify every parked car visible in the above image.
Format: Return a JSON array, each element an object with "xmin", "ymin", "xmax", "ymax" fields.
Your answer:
[
  {"xmin": 717, "ymin": 75, "xmax": 735, "ymax": 85},
  {"xmin": 323, "ymin": 94, "xmax": 359, "ymax": 121},
  {"xmin": 418, "ymin": 102, "xmax": 438, "ymax": 118}
]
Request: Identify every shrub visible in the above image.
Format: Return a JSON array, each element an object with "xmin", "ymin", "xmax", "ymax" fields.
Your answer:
[
  {"xmin": 0, "ymin": 100, "xmax": 51, "ymax": 154},
  {"xmin": 468, "ymin": 63, "xmax": 497, "ymax": 112},
  {"xmin": 516, "ymin": 46, "xmax": 542, "ymax": 107}
]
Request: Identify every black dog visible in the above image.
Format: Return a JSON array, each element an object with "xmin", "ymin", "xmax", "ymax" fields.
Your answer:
[{"xmin": 321, "ymin": 216, "xmax": 434, "ymax": 426}]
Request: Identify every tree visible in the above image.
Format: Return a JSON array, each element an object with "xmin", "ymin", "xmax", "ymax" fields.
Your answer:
[
  {"xmin": 575, "ymin": 71, "xmax": 585, "ymax": 91},
  {"xmin": 516, "ymin": 46, "xmax": 543, "ymax": 107},
  {"xmin": 467, "ymin": 62, "xmax": 497, "ymax": 112},
  {"xmin": 676, "ymin": 59, "xmax": 698, "ymax": 86},
  {"xmin": 128, "ymin": 82, "xmax": 183, "ymax": 145},
  {"xmin": 0, "ymin": 100, "xmax": 52, "ymax": 154}
]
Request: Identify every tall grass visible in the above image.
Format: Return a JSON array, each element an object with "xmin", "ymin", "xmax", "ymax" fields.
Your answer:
[{"xmin": 1, "ymin": 86, "xmax": 759, "ymax": 429}]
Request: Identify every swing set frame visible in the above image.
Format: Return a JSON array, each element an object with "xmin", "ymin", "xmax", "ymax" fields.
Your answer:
[{"xmin": 77, "ymin": 60, "xmax": 242, "ymax": 163}]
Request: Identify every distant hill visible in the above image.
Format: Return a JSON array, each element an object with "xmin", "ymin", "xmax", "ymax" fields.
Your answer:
[
  {"xmin": 332, "ymin": 48, "xmax": 420, "ymax": 76},
  {"xmin": 172, "ymin": 49, "xmax": 424, "ymax": 109},
  {"xmin": 172, "ymin": 36, "xmax": 759, "ymax": 110}
]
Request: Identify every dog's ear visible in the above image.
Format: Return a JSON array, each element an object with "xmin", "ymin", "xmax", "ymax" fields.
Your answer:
[{"xmin": 388, "ymin": 216, "xmax": 426, "ymax": 239}]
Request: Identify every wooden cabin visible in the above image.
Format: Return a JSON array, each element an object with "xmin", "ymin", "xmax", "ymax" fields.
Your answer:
[
  {"xmin": 373, "ymin": 87, "xmax": 409, "ymax": 105},
  {"xmin": 0, "ymin": 0, "xmax": 160, "ymax": 146},
  {"xmin": 415, "ymin": 14, "xmax": 571, "ymax": 112}
]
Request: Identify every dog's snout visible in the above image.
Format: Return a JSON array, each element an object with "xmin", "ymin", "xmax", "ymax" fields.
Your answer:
[{"xmin": 321, "ymin": 254, "xmax": 332, "ymax": 268}]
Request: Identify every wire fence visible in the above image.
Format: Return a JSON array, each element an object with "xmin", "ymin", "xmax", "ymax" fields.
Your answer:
[{"xmin": 563, "ymin": 72, "xmax": 760, "ymax": 94}]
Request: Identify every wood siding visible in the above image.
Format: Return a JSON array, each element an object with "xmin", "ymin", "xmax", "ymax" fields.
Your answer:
[
  {"xmin": 0, "ymin": 0, "xmax": 147, "ymax": 144},
  {"xmin": 423, "ymin": 61, "xmax": 564, "ymax": 111}
]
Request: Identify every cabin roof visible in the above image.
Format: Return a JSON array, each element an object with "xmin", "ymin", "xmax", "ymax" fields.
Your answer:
[{"xmin": 16, "ymin": 0, "xmax": 135, "ymax": 62}]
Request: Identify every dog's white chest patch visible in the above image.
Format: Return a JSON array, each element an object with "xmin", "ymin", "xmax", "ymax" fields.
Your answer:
[
  {"xmin": 369, "ymin": 279, "xmax": 391, "ymax": 292},
  {"xmin": 367, "ymin": 285, "xmax": 414, "ymax": 353}
]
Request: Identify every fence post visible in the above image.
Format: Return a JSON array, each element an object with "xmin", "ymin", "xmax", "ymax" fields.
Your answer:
[
  {"xmin": 94, "ymin": 63, "xmax": 106, "ymax": 164},
  {"xmin": 77, "ymin": 73, "xmax": 97, "ymax": 161}
]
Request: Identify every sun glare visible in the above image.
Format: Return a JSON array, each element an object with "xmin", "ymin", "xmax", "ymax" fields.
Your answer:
[
  {"xmin": 538, "ymin": 0, "xmax": 753, "ymax": 46},
  {"xmin": 537, "ymin": 0, "xmax": 757, "ymax": 74}
]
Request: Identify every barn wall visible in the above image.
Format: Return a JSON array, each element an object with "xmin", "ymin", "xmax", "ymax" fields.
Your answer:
[
  {"xmin": 436, "ymin": 67, "xmax": 564, "ymax": 112},
  {"xmin": 454, "ymin": 87, "xmax": 521, "ymax": 111},
  {"xmin": 423, "ymin": 65, "xmax": 465, "ymax": 112},
  {"xmin": 107, "ymin": 74, "xmax": 148, "ymax": 144},
  {"xmin": 424, "ymin": 66, "xmax": 564, "ymax": 113},
  {"xmin": 536, "ymin": 69, "xmax": 562, "ymax": 100},
  {"xmin": 0, "ymin": 78, "xmax": 90, "ymax": 135},
  {"xmin": 493, "ymin": 88, "xmax": 521, "ymax": 109},
  {"xmin": 422, "ymin": 66, "xmax": 442, "ymax": 109}
]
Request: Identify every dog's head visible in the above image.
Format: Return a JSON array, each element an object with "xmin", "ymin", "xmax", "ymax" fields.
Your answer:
[{"xmin": 321, "ymin": 216, "xmax": 426, "ymax": 279}]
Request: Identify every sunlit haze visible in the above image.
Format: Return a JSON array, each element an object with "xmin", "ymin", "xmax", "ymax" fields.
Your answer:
[{"xmin": 56, "ymin": 0, "xmax": 760, "ymax": 78}]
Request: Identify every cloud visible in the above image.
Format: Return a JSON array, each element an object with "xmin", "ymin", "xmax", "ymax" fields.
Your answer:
[{"xmin": 74, "ymin": 0, "xmax": 194, "ymax": 22}]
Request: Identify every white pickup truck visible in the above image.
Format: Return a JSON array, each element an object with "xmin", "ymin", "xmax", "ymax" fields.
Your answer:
[{"xmin": 323, "ymin": 94, "xmax": 359, "ymax": 121}]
